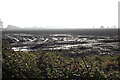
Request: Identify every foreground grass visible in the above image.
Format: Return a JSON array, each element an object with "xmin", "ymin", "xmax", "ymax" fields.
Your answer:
[{"xmin": 2, "ymin": 44, "xmax": 120, "ymax": 79}]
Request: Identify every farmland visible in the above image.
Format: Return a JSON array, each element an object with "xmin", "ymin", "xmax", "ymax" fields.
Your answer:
[{"xmin": 2, "ymin": 29, "xmax": 120, "ymax": 79}]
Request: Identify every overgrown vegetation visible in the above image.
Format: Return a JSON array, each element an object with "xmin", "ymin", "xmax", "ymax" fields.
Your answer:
[{"xmin": 2, "ymin": 42, "xmax": 120, "ymax": 79}]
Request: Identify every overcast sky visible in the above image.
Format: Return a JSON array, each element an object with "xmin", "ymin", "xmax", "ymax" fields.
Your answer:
[{"xmin": 0, "ymin": 0, "xmax": 119, "ymax": 28}]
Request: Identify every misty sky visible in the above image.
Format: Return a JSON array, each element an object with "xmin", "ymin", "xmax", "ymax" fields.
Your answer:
[{"xmin": 0, "ymin": 0, "xmax": 119, "ymax": 29}]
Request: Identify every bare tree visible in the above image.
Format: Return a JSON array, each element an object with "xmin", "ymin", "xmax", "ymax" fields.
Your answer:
[
  {"xmin": 0, "ymin": 19, "xmax": 3, "ymax": 29},
  {"xmin": 113, "ymin": 25, "xmax": 116, "ymax": 28},
  {"xmin": 100, "ymin": 26, "xmax": 104, "ymax": 29}
]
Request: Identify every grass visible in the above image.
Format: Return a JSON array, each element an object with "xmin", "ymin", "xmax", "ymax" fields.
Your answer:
[{"xmin": 2, "ymin": 42, "xmax": 120, "ymax": 79}]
